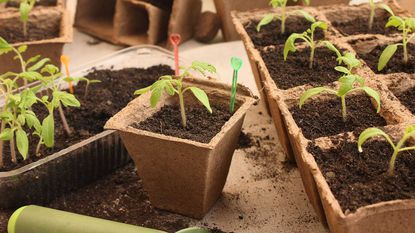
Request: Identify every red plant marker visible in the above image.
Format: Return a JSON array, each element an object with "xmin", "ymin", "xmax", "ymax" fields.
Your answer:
[{"xmin": 170, "ymin": 33, "xmax": 181, "ymax": 76}]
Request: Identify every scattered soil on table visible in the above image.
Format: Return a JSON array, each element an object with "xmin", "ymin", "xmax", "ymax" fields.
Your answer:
[
  {"xmin": 135, "ymin": 105, "xmax": 232, "ymax": 144},
  {"xmin": 244, "ymin": 16, "xmax": 325, "ymax": 48},
  {"xmin": 6, "ymin": 0, "xmax": 58, "ymax": 7},
  {"xmin": 308, "ymin": 138, "xmax": 415, "ymax": 213},
  {"xmin": 47, "ymin": 163, "xmax": 191, "ymax": 233},
  {"xmin": 0, "ymin": 65, "xmax": 174, "ymax": 172},
  {"xmin": 396, "ymin": 87, "xmax": 415, "ymax": 114},
  {"xmin": 290, "ymin": 95, "xmax": 387, "ymax": 140},
  {"xmin": 329, "ymin": 9, "xmax": 396, "ymax": 36},
  {"xmin": 0, "ymin": 16, "xmax": 61, "ymax": 44},
  {"xmin": 261, "ymin": 46, "xmax": 340, "ymax": 90},
  {"xmin": 356, "ymin": 43, "xmax": 415, "ymax": 74},
  {"xmin": 238, "ymin": 131, "xmax": 254, "ymax": 149}
]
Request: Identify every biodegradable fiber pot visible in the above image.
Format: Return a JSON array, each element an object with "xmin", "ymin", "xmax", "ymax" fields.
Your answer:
[{"xmin": 105, "ymin": 77, "xmax": 257, "ymax": 218}]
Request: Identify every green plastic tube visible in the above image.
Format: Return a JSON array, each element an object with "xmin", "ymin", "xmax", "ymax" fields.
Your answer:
[{"xmin": 8, "ymin": 205, "xmax": 210, "ymax": 233}]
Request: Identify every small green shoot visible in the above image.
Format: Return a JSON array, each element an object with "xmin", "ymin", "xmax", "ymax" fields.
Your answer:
[
  {"xmin": 257, "ymin": 0, "xmax": 312, "ymax": 34},
  {"xmin": 134, "ymin": 61, "xmax": 216, "ymax": 128},
  {"xmin": 378, "ymin": 12, "xmax": 415, "ymax": 71},
  {"xmin": 299, "ymin": 74, "xmax": 381, "ymax": 122},
  {"xmin": 358, "ymin": 125, "xmax": 415, "ymax": 176},
  {"xmin": 368, "ymin": 0, "xmax": 393, "ymax": 30},
  {"xmin": 324, "ymin": 41, "xmax": 362, "ymax": 74},
  {"xmin": 284, "ymin": 19, "xmax": 328, "ymax": 69}
]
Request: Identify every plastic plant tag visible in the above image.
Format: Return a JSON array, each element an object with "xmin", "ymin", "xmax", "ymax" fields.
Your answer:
[
  {"xmin": 169, "ymin": 33, "xmax": 182, "ymax": 76},
  {"xmin": 230, "ymin": 57, "xmax": 243, "ymax": 113},
  {"xmin": 60, "ymin": 55, "xmax": 74, "ymax": 94}
]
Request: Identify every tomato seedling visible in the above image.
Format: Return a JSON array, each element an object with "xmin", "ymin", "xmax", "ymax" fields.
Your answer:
[
  {"xmin": 358, "ymin": 125, "xmax": 415, "ymax": 176},
  {"xmin": 256, "ymin": 0, "xmax": 311, "ymax": 34},
  {"xmin": 378, "ymin": 12, "xmax": 415, "ymax": 71},
  {"xmin": 0, "ymin": 0, "xmax": 36, "ymax": 37},
  {"xmin": 325, "ymin": 41, "xmax": 362, "ymax": 74},
  {"xmin": 135, "ymin": 61, "xmax": 216, "ymax": 128},
  {"xmin": 0, "ymin": 37, "xmax": 82, "ymax": 165},
  {"xmin": 284, "ymin": 19, "xmax": 328, "ymax": 69},
  {"xmin": 368, "ymin": 0, "xmax": 393, "ymax": 30},
  {"xmin": 299, "ymin": 74, "xmax": 381, "ymax": 122}
]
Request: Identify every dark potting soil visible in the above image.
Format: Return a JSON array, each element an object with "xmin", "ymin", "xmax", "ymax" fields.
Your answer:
[
  {"xmin": 0, "ymin": 19, "xmax": 61, "ymax": 44},
  {"xmin": 6, "ymin": 0, "xmax": 58, "ymax": 7},
  {"xmin": 330, "ymin": 9, "xmax": 396, "ymax": 36},
  {"xmin": 261, "ymin": 46, "xmax": 340, "ymax": 90},
  {"xmin": 0, "ymin": 65, "xmax": 174, "ymax": 172},
  {"xmin": 141, "ymin": 0, "xmax": 174, "ymax": 11},
  {"xmin": 135, "ymin": 105, "xmax": 233, "ymax": 144},
  {"xmin": 396, "ymin": 86, "xmax": 415, "ymax": 114},
  {"xmin": 244, "ymin": 16, "xmax": 325, "ymax": 48},
  {"xmin": 356, "ymin": 43, "xmax": 415, "ymax": 74},
  {"xmin": 0, "ymin": 163, "xmax": 192, "ymax": 233},
  {"xmin": 308, "ymin": 138, "xmax": 415, "ymax": 213},
  {"xmin": 290, "ymin": 95, "xmax": 387, "ymax": 140}
]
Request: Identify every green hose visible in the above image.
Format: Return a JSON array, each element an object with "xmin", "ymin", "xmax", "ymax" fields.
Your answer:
[{"xmin": 8, "ymin": 205, "xmax": 210, "ymax": 233}]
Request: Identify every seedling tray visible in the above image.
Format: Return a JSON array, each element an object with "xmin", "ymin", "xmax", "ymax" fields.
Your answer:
[{"xmin": 0, "ymin": 45, "xmax": 177, "ymax": 208}]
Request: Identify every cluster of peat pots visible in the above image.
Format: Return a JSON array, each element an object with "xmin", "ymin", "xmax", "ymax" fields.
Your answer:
[
  {"xmin": 233, "ymin": 0, "xmax": 415, "ymax": 232},
  {"xmin": 0, "ymin": 30, "xmax": 257, "ymax": 223},
  {"xmin": 0, "ymin": 0, "xmax": 71, "ymax": 74}
]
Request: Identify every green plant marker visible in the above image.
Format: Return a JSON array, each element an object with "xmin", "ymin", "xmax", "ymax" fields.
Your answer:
[{"xmin": 230, "ymin": 57, "xmax": 242, "ymax": 113}]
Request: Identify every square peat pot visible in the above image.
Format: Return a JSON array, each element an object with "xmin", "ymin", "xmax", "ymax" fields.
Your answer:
[
  {"xmin": 0, "ymin": 45, "xmax": 177, "ymax": 209},
  {"xmin": 0, "ymin": 7, "xmax": 72, "ymax": 74},
  {"xmin": 305, "ymin": 124, "xmax": 415, "ymax": 233},
  {"xmin": 105, "ymin": 77, "xmax": 257, "ymax": 218}
]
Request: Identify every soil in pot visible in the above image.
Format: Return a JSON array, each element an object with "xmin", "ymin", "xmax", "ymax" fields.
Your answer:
[
  {"xmin": 289, "ymin": 95, "xmax": 387, "ymax": 140},
  {"xmin": 261, "ymin": 46, "xmax": 340, "ymax": 90},
  {"xmin": 0, "ymin": 14, "xmax": 61, "ymax": 44},
  {"xmin": 6, "ymin": 0, "xmax": 58, "ymax": 7},
  {"xmin": 243, "ymin": 15, "xmax": 325, "ymax": 49},
  {"xmin": 134, "ymin": 105, "xmax": 233, "ymax": 143},
  {"xmin": 355, "ymin": 43, "xmax": 415, "ymax": 74},
  {"xmin": 0, "ymin": 65, "xmax": 174, "ymax": 172},
  {"xmin": 0, "ymin": 163, "xmax": 193, "ymax": 233},
  {"xmin": 328, "ymin": 8, "xmax": 396, "ymax": 37},
  {"xmin": 395, "ymin": 86, "xmax": 415, "ymax": 114},
  {"xmin": 308, "ymin": 138, "xmax": 415, "ymax": 213}
]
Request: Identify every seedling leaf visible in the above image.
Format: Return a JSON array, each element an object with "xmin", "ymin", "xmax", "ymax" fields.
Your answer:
[
  {"xmin": 257, "ymin": 14, "xmax": 275, "ymax": 32},
  {"xmin": 16, "ymin": 129, "xmax": 29, "ymax": 159},
  {"xmin": 362, "ymin": 86, "xmax": 381, "ymax": 113},
  {"xmin": 358, "ymin": 128, "xmax": 391, "ymax": 152},
  {"xmin": 299, "ymin": 87, "xmax": 331, "ymax": 108},
  {"xmin": 378, "ymin": 44, "xmax": 399, "ymax": 71},
  {"xmin": 0, "ymin": 128, "xmax": 13, "ymax": 141},
  {"xmin": 42, "ymin": 115, "xmax": 54, "ymax": 148},
  {"xmin": 189, "ymin": 87, "xmax": 212, "ymax": 113},
  {"xmin": 296, "ymin": 10, "xmax": 315, "ymax": 23}
]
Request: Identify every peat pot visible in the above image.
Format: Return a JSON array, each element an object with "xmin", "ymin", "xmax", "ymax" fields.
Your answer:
[{"xmin": 105, "ymin": 77, "xmax": 257, "ymax": 218}]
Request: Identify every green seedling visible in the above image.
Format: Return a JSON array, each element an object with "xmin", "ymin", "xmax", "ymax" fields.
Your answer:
[
  {"xmin": 299, "ymin": 74, "xmax": 381, "ymax": 122},
  {"xmin": 0, "ymin": 0, "xmax": 36, "ymax": 37},
  {"xmin": 0, "ymin": 37, "xmax": 81, "ymax": 165},
  {"xmin": 358, "ymin": 125, "xmax": 415, "ymax": 176},
  {"xmin": 325, "ymin": 41, "xmax": 362, "ymax": 74},
  {"xmin": 135, "ymin": 61, "xmax": 216, "ymax": 128},
  {"xmin": 284, "ymin": 19, "xmax": 328, "ymax": 69},
  {"xmin": 368, "ymin": 0, "xmax": 393, "ymax": 30},
  {"xmin": 256, "ymin": 0, "xmax": 312, "ymax": 34},
  {"xmin": 378, "ymin": 13, "xmax": 415, "ymax": 71}
]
